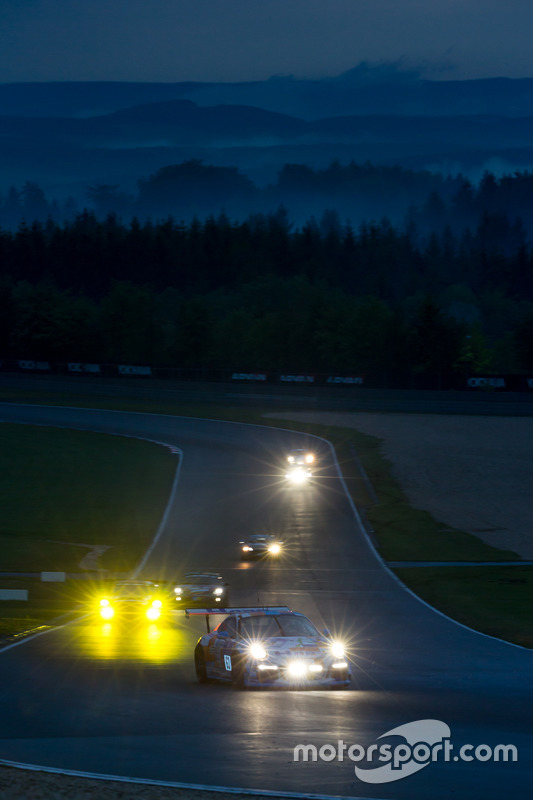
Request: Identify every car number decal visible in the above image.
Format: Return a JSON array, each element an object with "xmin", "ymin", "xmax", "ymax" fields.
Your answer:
[{"xmin": 224, "ymin": 654, "xmax": 232, "ymax": 671}]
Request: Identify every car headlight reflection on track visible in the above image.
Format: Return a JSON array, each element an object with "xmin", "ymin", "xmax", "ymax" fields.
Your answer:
[{"xmin": 286, "ymin": 469, "xmax": 309, "ymax": 483}]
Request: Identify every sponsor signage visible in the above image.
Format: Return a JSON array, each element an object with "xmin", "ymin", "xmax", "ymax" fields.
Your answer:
[
  {"xmin": 67, "ymin": 363, "xmax": 101, "ymax": 374},
  {"xmin": 326, "ymin": 376, "xmax": 364, "ymax": 385},
  {"xmin": 280, "ymin": 375, "xmax": 315, "ymax": 383},
  {"xmin": 231, "ymin": 372, "xmax": 267, "ymax": 381},
  {"xmin": 118, "ymin": 365, "xmax": 152, "ymax": 376},
  {"xmin": 467, "ymin": 377, "xmax": 506, "ymax": 389},
  {"xmin": 18, "ymin": 360, "xmax": 50, "ymax": 371}
]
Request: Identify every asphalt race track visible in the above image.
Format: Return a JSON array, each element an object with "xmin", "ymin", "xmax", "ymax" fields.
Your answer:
[{"xmin": 0, "ymin": 403, "xmax": 531, "ymax": 799}]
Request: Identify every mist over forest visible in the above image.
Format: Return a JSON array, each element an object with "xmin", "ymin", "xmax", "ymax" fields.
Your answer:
[{"xmin": 2, "ymin": 67, "xmax": 533, "ymax": 382}]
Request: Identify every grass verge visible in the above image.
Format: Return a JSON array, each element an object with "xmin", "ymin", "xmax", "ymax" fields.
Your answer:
[
  {"xmin": 395, "ymin": 566, "xmax": 533, "ymax": 648},
  {"xmin": 0, "ymin": 421, "xmax": 177, "ymax": 636},
  {"xmin": 0, "ymin": 384, "xmax": 530, "ymax": 647}
]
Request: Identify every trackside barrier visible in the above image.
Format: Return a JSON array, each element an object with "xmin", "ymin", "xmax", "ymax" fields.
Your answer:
[
  {"xmin": 231, "ymin": 372, "xmax": 268, "ymax": 381},
  {"xmin": 118, "ymin": 365, "xmax": 152, "ymax": 376},
  {"xmin": 0, "ymin": 590, "xmax": 28, "ymax": 601},
  {"xmin": 3, "ymin": 357, "xmax": 533, "ymax": 391},
  {"xmin": 41, "ymin": 572, "xmax": 66, "ymax": 582},
  {"xmin": 280, "ymin": 375, "xmax": 315, "ymax": 383},
  {"xmin": 67, "ymin": 363, "xmax": 101, "ymax": 374},
  {"xmin": 18, "ymin": 360, "xmax": 50, "ymax": 371}
]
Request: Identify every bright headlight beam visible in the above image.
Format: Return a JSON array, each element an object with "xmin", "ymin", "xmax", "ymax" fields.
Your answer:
[
  {"xmin": 287, "ymin": 661, "xmax": 308, "ymax": 678},
  {"xmin": 249, "ymin": 643, "xmax": 267, "ymax": 660},
  {"xmin": 331, "ymin": 642, "xmax": 345, "ymax": 658}
]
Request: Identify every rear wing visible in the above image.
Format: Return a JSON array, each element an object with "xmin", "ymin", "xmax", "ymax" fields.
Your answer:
[{"xmin": 185, "ymin": 606, "xmax": 291, "ymax": 632}]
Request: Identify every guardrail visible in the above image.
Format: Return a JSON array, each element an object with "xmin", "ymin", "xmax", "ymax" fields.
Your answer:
[{"xmin": 2, "ymin": 357, "xmax": 533, "ymax": 392}]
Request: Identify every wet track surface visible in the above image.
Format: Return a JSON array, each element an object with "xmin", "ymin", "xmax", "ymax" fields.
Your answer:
[{"xmin": 0, "ymin": 403, "xmax": 531, "ymax": 799}]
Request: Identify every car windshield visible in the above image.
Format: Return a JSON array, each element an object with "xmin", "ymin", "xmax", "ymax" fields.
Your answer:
[
  {"xmin": 182, "ymin": 575, "xmax": 217, "ymax": 585},
  {"xmin": 240, "ymin": 614, "xmax": 318, "ymax": 639},
  {"xmin": 112, "ymin": 583, "xmax": 153, "ymax": 599}
]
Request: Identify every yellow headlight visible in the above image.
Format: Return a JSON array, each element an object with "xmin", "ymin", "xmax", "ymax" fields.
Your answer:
[
  {"xmin": 268, "ymin": 543, "xmax": 281, "ymax": 555},
  {"xmin": 99, "ymin": 598, "xmax": 109, "ymax": 607},
  {"xmin": 147, "ymin": 607, "xmax": 160, "ymax": 621},
  {"xmin": 100, "ymin": 606, "xmax": 114, "ymax": 620},
  {"xmin": 152, "ymin": 599, "xmax": 162, "ymax": 609}
]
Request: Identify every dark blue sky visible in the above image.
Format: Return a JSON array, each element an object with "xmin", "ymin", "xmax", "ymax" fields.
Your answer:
[{"xmin": 1, "ymin": 0, "xmax": 532, "ymax": 83}]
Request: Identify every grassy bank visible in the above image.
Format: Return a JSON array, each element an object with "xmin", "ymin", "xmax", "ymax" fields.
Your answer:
[
  {"xmin": 0, "ymin": 384, "xmax": 530, "ymax": 647},
  {"xmin": 0, "ymin": 421, "xmax": 178, "ymax": 641}
]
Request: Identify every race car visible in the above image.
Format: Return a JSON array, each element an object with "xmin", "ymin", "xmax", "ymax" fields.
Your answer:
[
  {"xmin": 239, "ymin": 533, "xmax": 283, "ymax": 560},
  {"xmin": 285, "ymin": 449, "xmax": 314, "ymax": 483},
  {"xmin": 188, "ymin": 606, "xmax": 351, "ymax": 688},
  {"xmin": 173, "ymin": 572, "xmax": 229, "ymax": 606},
  {"xmin": 97, "ymin": 580, "xmax": 167, "ymax": 623},
  {"xmin": 286, "ymin": 449, "xmax": 315, "ymax": 467}
]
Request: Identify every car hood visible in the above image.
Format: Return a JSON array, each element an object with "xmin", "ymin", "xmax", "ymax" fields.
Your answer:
[{"xmin": 257, "ymin": 636, "xmax": 327, "ymax": 656}]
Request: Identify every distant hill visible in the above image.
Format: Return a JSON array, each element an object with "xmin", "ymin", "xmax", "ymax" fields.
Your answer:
[
  {"xmin": 2, "ymin": 68, "xmax": 533, "ymax": 119},
  {"xmin": 1, "ymin": 67, "xmax": 533, "ymax": 200}
]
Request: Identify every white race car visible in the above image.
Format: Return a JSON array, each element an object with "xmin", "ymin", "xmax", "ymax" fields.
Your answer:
[
  {"xmin": 173, "ymin": 572, "xmax": 229, "ymax": 606},
  {"xmin": 239, "ymin": 533, "xmax": 283, "ymax": 560},
  {"xmin": 188, "ymin": 606, "xmax": 350, "ymax": 688},
  {"xmin": 285, "ymin": 449, "xmax": 314, "ymax": 483}
]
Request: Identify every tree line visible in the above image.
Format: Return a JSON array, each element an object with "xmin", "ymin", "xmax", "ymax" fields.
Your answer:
[
  {"xmin": 1, "ymin": 209, "xmax": 533, "ymax": 377},
  {"xmin": 3, "ymin": 160, "xmax": 533, "ymax": 243}
]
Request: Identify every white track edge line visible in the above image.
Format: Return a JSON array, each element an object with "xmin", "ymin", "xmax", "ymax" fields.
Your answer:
[{"xmin": 0, "ymin": 759, "xmax": 395, "ymax": 800}]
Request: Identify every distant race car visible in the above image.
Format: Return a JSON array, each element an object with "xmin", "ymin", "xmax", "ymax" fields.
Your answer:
[
  {"xmin": 173, "ymin": 572, "xmax": 229, "ymax": 606},
  {"xmin": 239, "ymin": 533, "xmax": 283, "ymax": 560},
  {"xmin": 188, "ymin": 606, "xmax": 351, "ymax": 688},
  {"xmin": 285, "ymin": 449, "xmax": 314, "ymax": 483},
  {"xmin": 97, "ymin": 580, "xmax": 167, "ymax": 623},
  {"xmin": 286, "ymin": 449, "xmax": 315, "ymax": 467}
]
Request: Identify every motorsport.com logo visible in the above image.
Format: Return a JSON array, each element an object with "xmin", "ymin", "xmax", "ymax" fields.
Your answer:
[{"xmin": 293, "ymin": 719, "xmax": 518, "ymax": 784}]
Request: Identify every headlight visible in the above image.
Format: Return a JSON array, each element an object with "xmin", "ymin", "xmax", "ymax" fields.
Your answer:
[
  {"xmin": 174, "ymin": 587, "xmax": 182, "ymax": 595},
  {"xmin": 287, "ymin": 661, "xmax": 308, "ymax": 678},
  {"xmin": 249, "ymin": 643, "xmax": 267, "ymax": 660},
  {"xmin": 152, "ymin": 599, "xmax": 162, "ymax": 609},
  {"xmin": 100, "ymin": 605, "xmax": 114, "ymax": 620},
  {"xmin": 242, "ymin": 545, "xmax": 253, "ymax": 552},
  {"xmin": 268, "ymin": 543, "xmax": 281, "ymax": 555},
  {"xmin": 287, "ymin": 455, "xmax": 295, "ymax": 462},
  {"xmin": 330, "ymin": 642, "xmax": 345, "ymax": 658},
  {"xmin": 213, "ymin": 587, "xmax": 224, "ymax": 596},
  {"xmin": 146, "ymin": 607, "xmax": 160, "ymax": 621},
  {"xmin": 305, "ymin": 454, "xmax": 314, "ymax": 463},
  {"xmin": 99, "ymin": 598, "xmax": 109, "ymax": 607}
]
